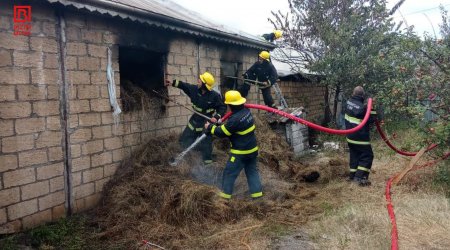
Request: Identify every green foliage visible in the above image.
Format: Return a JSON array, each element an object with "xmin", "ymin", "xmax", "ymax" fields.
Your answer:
[
  {"xmin": 0, "ymin": 216, "xmax": 87, "ymax": 250},
  {"xmin": 434, "ymin": 164, "xmax": 450, "ymax": 198},
  {"xmin": 271, "ymin": 0, "xmax": 448, "ymax": 154},
  {"xmin": 0, "ymin": 235, "xmax": 18, "ymax": 250}
]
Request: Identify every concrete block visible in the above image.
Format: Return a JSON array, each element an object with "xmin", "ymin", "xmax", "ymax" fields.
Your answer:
[
  {"xmin": 38, "ymin": 191, "xmax": 65, "ymax": 210},
  {"xmin": 0, "ymin": 187, "xmax": 20, "ymax": 207},
  {"xmin": 21, "ymin": 180, "xmax": 49, "ymax": 200},
  {"xmin": 36, "ymin": 162, "xmax": 64, "ymax": 180},
  {"xmin": 0, "ymin": 85, "xmax": 16, "ymax": 101},
  {"xmin": 15, "ymin": 117, "xmax": 46, "ymax": 134},
  {"xmin": 82, "ymin": 167, "xmax": 104, "ymax": 183},
  {"xmin": 91, "ymin": 151, "xmax": 112, "ymax": 167},
  {"xmin": 49, "ymin": 176, "xmax": 65, "ymax": 192},
  {"xmin": 33, "ymin": 100, "xmax": 60, "ymax": 116},
  {"xmin": 66, "ymin": 42, "xmax": 87, "ymax": 56},
  {"xmin": 81, "ymin": 139, "xmax": 103, "ymax": 155},
  {"xmin": 71, "ymin": 156, "xmax": 91, "ymax": 172},
  {"xmin": 7, "ymin": 199, "xmax": 38, "ymax": 220},
  {"xmin": 30, "ymin": 37, "xmax": 58, "ymax": 53},
  {"xmin": 0, "ymin": 49, "xmax": 12, "ymax": 66},
  {"xmin": 48, "ymin": 146, "xmax": 63, "ymax": 161},
  {"xmin": 0, "ymin": 119, "xmax": 14, "ymax": 137},
  {"xmin": 36, "ymin": 131, "xmax": 62, "ymax": 148},
  {"xmin": 0, "ymin": 154, "xmax": 18, "ymax": 172},
  {"xmin": 0, "ymin": 102, "xmax": 32, "ymax": 119},
  {"xmin": 69, "ymin": 100, "xmax": 90, "ymax": 114},
  {"xmin": 1, "ymin": 134, "xmax": 35, "ymax": 153},
  {"xmin": 73, "ymin": 182, "xmax": 95, "ymax": 199},
  {"xmin": 22, "ymin": 209, "xmax": 52, "ymax": 229},
  {"xmin": 78, "ymin": 57, "xmax": 100, "ymax": 71},
  {"xmin": 19, "ymin": 149, "xmax": 48, "ymax": 167}
]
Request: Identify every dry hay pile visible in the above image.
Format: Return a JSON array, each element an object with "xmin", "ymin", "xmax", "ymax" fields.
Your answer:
[
  {"xmin": 120, "ymin": 79, "xmax": 165, "ymax": 116},
  {"xmin": 93, "ymin": 135, "xmax": 270, "ymax": 249},
  {"xmin": 91, "ymin": 116, "xmax": 349, "ymax": 249},
  {"xmin": 254, "ymin": 114, "xmax": 347, "ymax": 183}
]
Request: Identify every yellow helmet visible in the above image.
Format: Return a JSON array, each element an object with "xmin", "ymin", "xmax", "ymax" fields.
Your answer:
[
  {"xmin": 224, "ymin": 90, "xmax": 246, "ymax": 105},
  {"xmin": 199, "ymin": 72, "xmax": 215, "ymax": 90},
  {"xmin": 259, "ymin": 51, "xmax": 270, "ymax": 61},
  {"xmin": 274, "ymin": 30, "xmax": 283, "ymax": 39}
]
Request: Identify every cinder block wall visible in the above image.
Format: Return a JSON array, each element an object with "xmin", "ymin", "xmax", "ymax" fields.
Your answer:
[
  {"xmin": 278, "ymin": 81, "xmax": 326, "ymax": 121},
  {"xmin": 0, "ymin": 2, "xmax": 65, "ymax": 233},
  {"xmin": 0, "ymin": 1, "xmax": 261, "ymax": 233}
]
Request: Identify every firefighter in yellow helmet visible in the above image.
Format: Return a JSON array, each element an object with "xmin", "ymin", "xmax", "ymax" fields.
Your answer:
[
  {"xmin": 238, "ymin": 51, "xmax": 278, "ymax": 108},
  {"xmin": 262, "ymin": 30, "xmax": 283, "ymax": 42},
  {"xmin": 165, "ymin": 72, "xmax": 226, "ymax": 165},
  {"xmin": 204, "ymin": 90, "xmax": 263, "ymax": 200}
]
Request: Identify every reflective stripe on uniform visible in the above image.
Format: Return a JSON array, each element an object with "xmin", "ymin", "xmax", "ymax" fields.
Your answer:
[
  {"xmin": 192, "ymin": 104, "xmax": 203, "ymax": 112},
  {"xmin": 174, "ymin": 79, "xmax": 179, "ymax": 87},
  {"xmin": 220, "ymin": 124, "xmax": 232, "ymax": 136},
  {"xmin": 236, "ymin": 125, "xmax": 256, "ymax": 135},
  {"xmin": 346, "ymin": 138, "xmax": 371, "ymax": 145},
  {"xmin": 204, "ymin": 160, "xmax": 213, "ymax": 164},
  {"xmin": 357, "ymin": 166, "xmax": 370, "ymax": 172},
  {"xmin": 206, "ymin": 108, "xmax": 215, "ymax": 113},
  {"xmin": 345, "ymin": 114, "xmax": 362, "ymax": 124},
  {"xmin": 219, "ymin": 192, "xmax": 231, "ymax": 199},
  {"xmin": 350, "ymin": 169, "xmax": 357, "ymax": 172},
  {"xmin": 251, "ymin": 192, "xmax": 263, "ymax": 198},
  {"xmin": 230, "ymin": 146, "xmax": 259, "ymax": 155},
  {"xmin": 188, "ymin": 122, "xmax": 203, "ymax": 132},
  {"xmin": 211, "ymin": 125, "xmax": 217, "ymax": 135},
  {"xmin": 230, "ymin": 156, "xmax": 235, "ymax": 162},
  {"xmin": 370, "ymin": 110, "xmax": 377, "ymax": 114}
]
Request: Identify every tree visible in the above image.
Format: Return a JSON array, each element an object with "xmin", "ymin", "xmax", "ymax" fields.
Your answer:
[{"xmin": 270, "ymin": 0, "xmax": 418, "ymax": 121}]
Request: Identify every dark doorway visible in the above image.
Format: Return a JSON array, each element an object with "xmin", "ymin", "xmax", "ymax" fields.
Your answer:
[
  {"xmin": 119, "ymin": 47, "xmax": 166, "ymax": 112},
  {"xmin": 220, "ymin": 61, "xmax": 242, "ymax": 96}
]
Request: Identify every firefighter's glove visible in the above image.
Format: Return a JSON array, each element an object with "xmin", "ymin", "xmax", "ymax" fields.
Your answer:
[
  {"xmin": 213, "ymin": 114, "xmax": 222, "ymax": 123},
  {"xmin": 204, "ymin": 122, "xmax": 212, "ymax": 135}
]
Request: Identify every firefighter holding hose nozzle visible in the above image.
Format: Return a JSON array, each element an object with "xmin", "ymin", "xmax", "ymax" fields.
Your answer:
[{"xmin": 165, "ymin": 72, "xmax": 226, "ymax": 165}]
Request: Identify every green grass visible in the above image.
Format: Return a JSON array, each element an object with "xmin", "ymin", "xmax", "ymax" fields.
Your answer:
[{"xmin": 0, "ymin": 216, "xmax": 88, "ymax": 250}]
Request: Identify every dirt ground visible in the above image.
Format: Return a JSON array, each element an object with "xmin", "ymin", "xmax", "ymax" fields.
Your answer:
[{"xmin": 88, "ymin": 115, "xmax": 449, "ymax": 249}]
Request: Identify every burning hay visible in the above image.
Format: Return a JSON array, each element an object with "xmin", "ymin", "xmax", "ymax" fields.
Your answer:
[{"xmin": 91, "ymin": 117, "xmax": 349, "ymax": 249}]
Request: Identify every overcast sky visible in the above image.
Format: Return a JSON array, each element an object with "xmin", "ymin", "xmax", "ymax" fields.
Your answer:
[{"xmin": 171, "ymin": 0, "xmax": 450, "ymax": 38}]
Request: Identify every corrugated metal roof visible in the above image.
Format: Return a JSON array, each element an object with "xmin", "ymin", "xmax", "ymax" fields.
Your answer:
[{"xmin": 46, "ymin": 0, "xmax": 275, "ymax": 50}]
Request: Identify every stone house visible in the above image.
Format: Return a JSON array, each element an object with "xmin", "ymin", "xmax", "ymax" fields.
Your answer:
[{"xmin": 0, "ymin": 0, "xmax": 325, "ymax": 233}]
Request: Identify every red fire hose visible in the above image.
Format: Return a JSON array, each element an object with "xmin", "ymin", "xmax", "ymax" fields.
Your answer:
[
  {"xmin": 244, "ymin": 98, "xmax": 373, "ymax": 135},
  {"xmin": 375, "ymin": 121, "xmax": 438, "ymax": 156},
  {"xmin": 385, "ymin": 177, "xmax": 399, "ymax": 250},
  {"xmin": 243, "ymin": 100, "xmax": 447, "ymax": 250}
]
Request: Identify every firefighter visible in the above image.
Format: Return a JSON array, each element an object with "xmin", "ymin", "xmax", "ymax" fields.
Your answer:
[
  {"xmin": 165, "ymin": 72, "xmax": 226, "ymax": 165},
  {"xmin": 344, "ymin": 86, "xmax": 379, "ymax": 186},
  {"xmin": 204, "ymin": 90, "xmax": 263, "ymax": 199},
  {"xmin": 262, "ymin": 30, "xmax": 283, "ymax": 42},
  {"xmin": 238, "ymin": 51, "xmax": 278, "ymax": 109}
]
